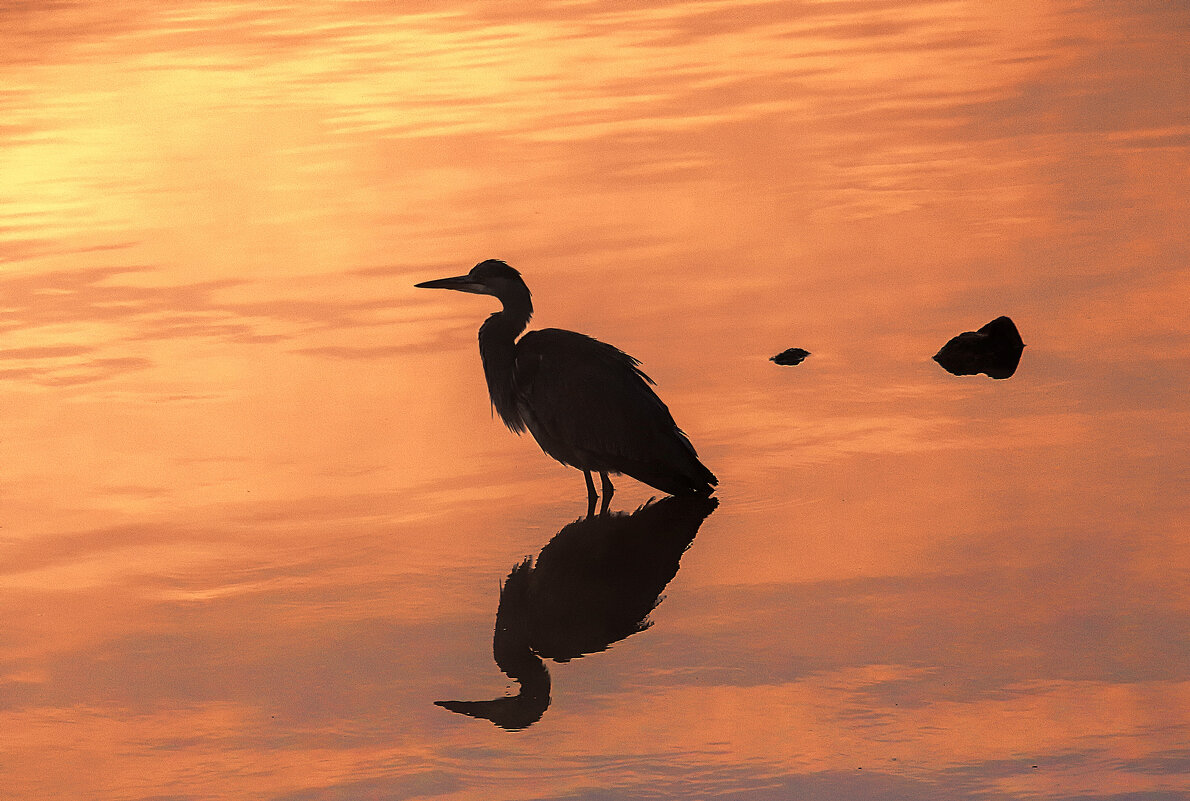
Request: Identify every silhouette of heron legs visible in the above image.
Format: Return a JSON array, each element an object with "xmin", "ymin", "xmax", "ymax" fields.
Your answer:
[
  {"xmin": 584, "ymin": 471, "xmax": 598, "ymax": 516},
  {"xmin": 583, "ymin": 471, "xmax": 615, "ymax": 516}
]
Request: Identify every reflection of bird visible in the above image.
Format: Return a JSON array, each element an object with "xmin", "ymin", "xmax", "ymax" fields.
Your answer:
[
  {"xmin": 435, "ymin": 494, "xmax": 718, "ymax": 730},
  {"xmin": 416, "ymin": 260, "xmax": 716, "ymax": 513},
  {"xmin": 434, "ymin": 559, "xmax": 551, "ymax": 730}
]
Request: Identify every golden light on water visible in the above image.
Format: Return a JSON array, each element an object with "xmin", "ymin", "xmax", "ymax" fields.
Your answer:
[{"xmin": 1, "ymin": 0, "xmax": 1188, "ymax": 798}]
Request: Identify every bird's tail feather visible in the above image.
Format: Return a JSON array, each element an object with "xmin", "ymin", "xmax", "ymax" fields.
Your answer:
[{"xmin": 621, "ymin": 454, "xmax": 717, "ymax": 497}]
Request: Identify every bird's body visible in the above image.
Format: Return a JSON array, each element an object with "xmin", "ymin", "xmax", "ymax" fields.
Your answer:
[{"xmin": 416, "ymin": 259, "xmax": 716, "ymax": 510}]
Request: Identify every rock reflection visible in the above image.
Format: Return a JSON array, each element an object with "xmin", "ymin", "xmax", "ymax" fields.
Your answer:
[
  {"xmin": 771, "ymin": 347, "xmax": 810, "ymax": 366},
  {"xmin": 435, "ymin": 494, "xmax": 718, "ymax": 730},
  {"xmin": 933, "ymin": 316, "xmax": 1025, "ymax": 379}
]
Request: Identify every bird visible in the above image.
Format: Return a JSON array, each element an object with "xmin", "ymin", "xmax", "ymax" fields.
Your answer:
[{"xmin": 415, "ymin": 259, "xmax": 716, "ymax": 512}]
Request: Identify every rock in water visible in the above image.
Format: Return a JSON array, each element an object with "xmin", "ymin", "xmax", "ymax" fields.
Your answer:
[
  {"xmin": 933, "ymin": 316, "xmax": 1025, "ymax": 379},
  {"xmin": 771, "ymin": 348, "xmax": 810, "ymax": 366}
]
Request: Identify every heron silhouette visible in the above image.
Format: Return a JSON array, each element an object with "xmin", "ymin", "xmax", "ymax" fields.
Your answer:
[
  {"xmin": 416, "ymin": 259, "xmax": 716, "ymax": 512},
  {"xmin": 435, "ymin": 494, "xmax": 718, "ymax": 729}
]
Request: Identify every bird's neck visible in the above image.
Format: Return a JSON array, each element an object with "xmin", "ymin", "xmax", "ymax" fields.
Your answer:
[
  {"xmin": 492, "ymin": 283, "xmax": 533, "ymax": 338},
  {"xmin": 478, "ymin": 288, "xmax": 533, "ymax": 432}
]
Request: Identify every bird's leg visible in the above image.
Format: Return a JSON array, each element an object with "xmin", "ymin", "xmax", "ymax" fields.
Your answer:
[
  {"xmin": 584, "ymin": 470, "xmax": 598, "ymax": 517},
  {"xmin": 599, "ymin": 471, "xmax": 614, "ymax": 515}
]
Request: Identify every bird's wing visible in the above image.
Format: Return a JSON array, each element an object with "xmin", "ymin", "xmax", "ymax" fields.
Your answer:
[{"xmin": 514, "ymin": 329, "xmax": 682, "ymax": 466}]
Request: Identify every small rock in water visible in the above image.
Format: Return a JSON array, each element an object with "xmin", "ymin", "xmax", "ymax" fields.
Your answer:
[
  {"xmin": 933, "ymin": 316, "xmax": 1025, "ymax": 379},
  {"xmin": 771, "ymin": 348, "xmax": 810, "ymax": 366}
]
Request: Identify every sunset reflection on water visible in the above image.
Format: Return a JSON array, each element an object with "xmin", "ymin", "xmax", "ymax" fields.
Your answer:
[{"xmin": 2, "ymin": 1, "xmax": 1188, "ymax": 799}]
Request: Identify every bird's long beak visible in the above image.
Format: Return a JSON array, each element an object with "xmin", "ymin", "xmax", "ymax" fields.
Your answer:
[{"xmin": 414, "ymin": 275, "xmax": 484, "ymax": 293}]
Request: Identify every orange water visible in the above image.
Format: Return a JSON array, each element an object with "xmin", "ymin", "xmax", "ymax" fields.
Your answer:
[{"xmin": 2, "ymin": 2, "xmax": 1188, "ymax": 798}]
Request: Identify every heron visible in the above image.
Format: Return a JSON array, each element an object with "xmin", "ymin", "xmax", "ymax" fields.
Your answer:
[{"xmin": 415, "ymin": 259, "xmax": 717, "ymax": 512}]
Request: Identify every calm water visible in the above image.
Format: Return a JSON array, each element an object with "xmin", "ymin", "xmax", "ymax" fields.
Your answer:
[{"xmin": 2, "ymin": 1, "xmax": 1188, "ymax": 799}]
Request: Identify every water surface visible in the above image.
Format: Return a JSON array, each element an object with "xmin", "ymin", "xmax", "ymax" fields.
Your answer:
[{"xmin": 1, "ymin": 1, "xmax": 1188, "ymax": 799}]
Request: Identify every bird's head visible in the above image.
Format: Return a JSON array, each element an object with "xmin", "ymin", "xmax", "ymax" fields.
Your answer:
[{"xmin": 415, "ymin": 259, "xmax": 526, "ymax": 297}]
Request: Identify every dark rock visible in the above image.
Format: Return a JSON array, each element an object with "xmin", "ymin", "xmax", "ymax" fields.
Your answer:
[
  {"xmin": 771, "ymin": 347, "xmax": 810, "ymax": 366},
  {"xmin": 933, "ymin": 316, "xmax": 1025, "ymax": 379}
]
